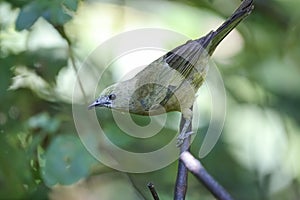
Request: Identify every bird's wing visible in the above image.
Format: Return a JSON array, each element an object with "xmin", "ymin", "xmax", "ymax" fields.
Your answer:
[
  {"xmin": 163, "ymin": 37, "xmax": 212, "ymax": 88},
  {"xmin": 134, "ymin": 0, "xmax": 254, "ymax": 109},
  {"xmin": 134, "ymin": 40, "xmax": 209, "ymax": 111},
  {"xmin": 155, "ymin": 0, "xmax": 254, "ymax": 106},
  {"xmin": 155, "ymin": 38, "xmax": 211, "ymax": 107},
  {"xmin": 133, "ymin": 57, "xmax": 183, "ymax": 111}
]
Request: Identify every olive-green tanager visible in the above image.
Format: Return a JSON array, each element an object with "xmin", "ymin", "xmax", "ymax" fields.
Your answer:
[{"xmin": 89, "ymin": 0, "xmax": 254, "ymax": 144}]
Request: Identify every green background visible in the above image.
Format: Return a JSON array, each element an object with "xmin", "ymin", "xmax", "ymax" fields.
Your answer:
[{"xmin": 1, "ymin": 0, "xmax": 300, "ymax": 199}]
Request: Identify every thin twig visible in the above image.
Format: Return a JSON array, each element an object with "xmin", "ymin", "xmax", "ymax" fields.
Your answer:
[
  {"xmin": 180, "ymin": 151, "xmax": 233, "ymax": 200},
  {"xmin": 126, "ymin": 174, "xmax": 148, "ymax": 200},
  {"xmin": 55, "ymin": 25, "xmax": 88, "ymax": 104},
  {"xmin": 68, "ymin": 47, "xmax": 88, "ymax": 104},
  {"xmin": 174, "ymin": 108, "xmax": 193, "ymax": 200},
  {"xmin": 147, "ymin": 182, "xmax": 160, "ymax": 200}
]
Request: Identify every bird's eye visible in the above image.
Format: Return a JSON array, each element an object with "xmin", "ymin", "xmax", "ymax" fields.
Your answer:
[{"xmin": 108, "ymin": 94, "xmax": 116, "ymax": 100}]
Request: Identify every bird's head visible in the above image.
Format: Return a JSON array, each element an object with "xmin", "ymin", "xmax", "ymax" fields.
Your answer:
[
  {"xmin": 88, "ymin": 84, "xmax": 118, "ymax": 109},
  {"xmin": 88, "ymin": 82, "xmax": 134, "ymax": 112}
]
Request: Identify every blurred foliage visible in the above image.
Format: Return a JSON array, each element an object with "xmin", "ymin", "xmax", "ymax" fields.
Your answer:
[
  {"xmin": 1, "ymin": 0, "xmax": 300, "ymax": 199},
  {"xmin": 15, "ymin": 0, "xmax": 78, "ymax": 31}
]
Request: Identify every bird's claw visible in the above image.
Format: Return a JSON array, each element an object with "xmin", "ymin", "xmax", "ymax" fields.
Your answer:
[{"xmin": 176, "ymin": 131, "xmax": 194, "ymax": 147}]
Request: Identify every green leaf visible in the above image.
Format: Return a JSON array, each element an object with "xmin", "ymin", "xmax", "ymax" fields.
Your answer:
[
  {"xmin": 6, "ymin": 48, "xmax": 68, "ymax": 83},
  {"xmin": 15, "ymin": 0, "xmax": 79, "ymax": 31},
  {"xmin": 41, "ymin": 4, "xmax": 72, "ymax": 26},
  {"xmin": 41, "ymin": 134, "xmax": 97, "ymax": 186},
  {"xmin": 63, "ymin": 0, "xmax": 79, "ymax": 11},
  {"xmin": 27, "ymin": 112, "xmax": 60, "ymax": 133},
  {"xmin": 15, "ymin": 1, "xmax": 44, "ymax": 31},
  {"xmin": 29, "ymin": 48, "xmax": 68, "ymax": 83}
]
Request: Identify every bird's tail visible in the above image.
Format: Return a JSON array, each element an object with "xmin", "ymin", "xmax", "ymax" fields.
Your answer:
[{"xmin": 198, "ymin": 0, "xmax": 254, "ymax": 55}]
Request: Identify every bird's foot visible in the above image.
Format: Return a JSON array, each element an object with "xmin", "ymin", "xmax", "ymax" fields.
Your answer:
[{"xmin": 176, "ymin": 131, "xmax": 194, "ymax": 147}]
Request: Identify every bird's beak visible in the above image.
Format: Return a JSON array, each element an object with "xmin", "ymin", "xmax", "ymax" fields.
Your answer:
[
  {"xmin": 88, "ymin": 100, "xmax": 100, "ymax": 109},
  {"xmin": 88, "ymin": 97, "xmax": 111, "ymax": 109}
]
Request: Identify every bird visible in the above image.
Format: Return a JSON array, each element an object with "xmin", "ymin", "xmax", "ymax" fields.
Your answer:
[{"xmin": 88, "ymin": 0, "xmax": 254, "ymax": 145}]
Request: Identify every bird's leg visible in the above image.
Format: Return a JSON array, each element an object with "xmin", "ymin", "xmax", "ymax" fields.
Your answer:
[
  {"xmin": 177, "ymin": 120, "xmax": 192, "ymax": 146},
  {"xmin": 177, "ymin": 108, "xmax": 194, "ymax": 146}
]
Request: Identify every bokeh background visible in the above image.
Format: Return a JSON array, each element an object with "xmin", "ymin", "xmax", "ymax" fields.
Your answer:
[{"xmin": 1, "ymin": 0, "xmax": 300, "ymax": 199}]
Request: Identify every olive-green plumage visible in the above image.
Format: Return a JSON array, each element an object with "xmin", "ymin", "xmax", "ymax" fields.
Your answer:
[{"xmin": 89, "ymin": 0, "xmax": 253, "ymax": 121}]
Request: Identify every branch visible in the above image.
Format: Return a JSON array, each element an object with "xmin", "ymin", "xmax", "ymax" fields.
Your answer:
[
  {"xmin": 147, "ymin": 182, "xmax": 160, "ymax": 200},
  {"xmin": 55, "ymin": 25, "xmax": 88, "ymax": 104},
  {"xmin": 180, "ymin": 151, "xmax": 233, "ymax": 200},
  {"xmin": 174, "ymin": 0, "xmax": 253, "ymax": 198},
  {"xmin": 174, "ymin": 109, "xmax": 193, "ymax": 200}
]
